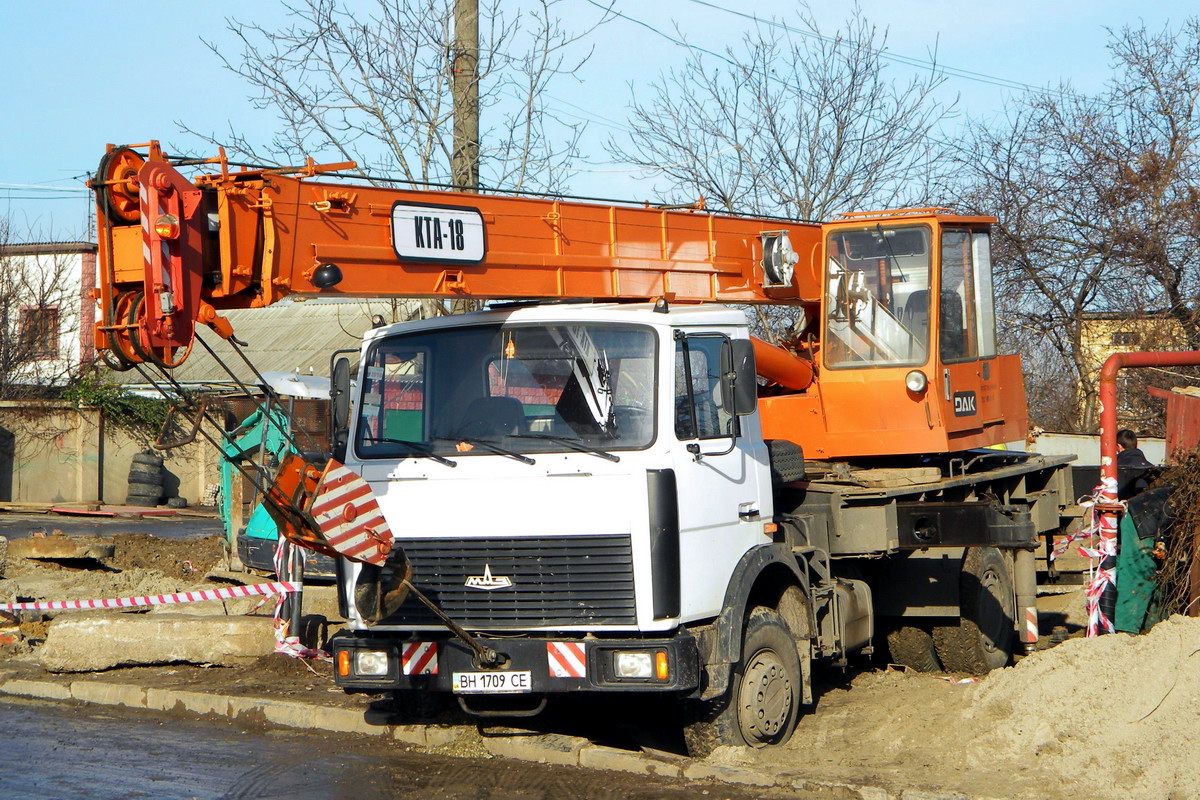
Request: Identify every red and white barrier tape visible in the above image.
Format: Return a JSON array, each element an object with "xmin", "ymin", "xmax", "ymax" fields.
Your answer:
[
  {"xmin": 0, "ymin": 581, "xmax": 300, "ymax": 612},
  {"xmin": 272, "ymin": 538, "xmax": 331, "ymax": 662},
  {"xmin": 1081, "ymin": 477, "xmax": 1121, "ymax": 637}
]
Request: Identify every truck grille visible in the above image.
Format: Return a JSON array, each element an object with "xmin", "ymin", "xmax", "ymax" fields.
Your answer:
[{"xmin": 383, "ymin": 534, "xmax": 637, "ymax": 628}]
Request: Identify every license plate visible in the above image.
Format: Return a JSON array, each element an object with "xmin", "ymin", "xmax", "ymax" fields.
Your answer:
[{"xmin": 452, "ymin": 670, "xmax": 532, "ymax": 694}]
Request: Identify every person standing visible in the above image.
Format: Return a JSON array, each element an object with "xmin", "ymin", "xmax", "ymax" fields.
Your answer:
[{"xmin": 1115, "ymin": 429, "xmax": 1154, "ymax": 499}]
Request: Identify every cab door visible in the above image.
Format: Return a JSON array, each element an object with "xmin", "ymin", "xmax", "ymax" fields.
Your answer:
[
  {"xmin": 669, "ymin": 331, "xmax": 767, "ymax": 622},
  {"xmin": 937, "ymin": 229, "xmax": 1000, "ymax": 434}
]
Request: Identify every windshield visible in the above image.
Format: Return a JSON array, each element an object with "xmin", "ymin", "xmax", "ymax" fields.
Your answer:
[
  {"xmin": 824, "ymin": 225, "xmax": 931, "ymax": 367},
  {"xmin": 354, "ymin": 322, "xmax": 656, "ymax": 459}
]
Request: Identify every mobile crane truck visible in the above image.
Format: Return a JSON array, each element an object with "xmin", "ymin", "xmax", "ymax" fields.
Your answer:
[{"xmin": 90, "ymin": 141, "xmax": 1071, "ymax": 755}]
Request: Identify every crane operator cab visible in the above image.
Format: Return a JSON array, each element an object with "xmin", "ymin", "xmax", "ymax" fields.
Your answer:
[{"xmin": 779, "ymin": 209, "xmax": 1023, "ymax": 457}]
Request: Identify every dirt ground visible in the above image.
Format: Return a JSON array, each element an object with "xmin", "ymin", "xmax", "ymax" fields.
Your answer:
[{"xmin": 2, "ymin": 530, "xmax": 1196, "ymax": 799}]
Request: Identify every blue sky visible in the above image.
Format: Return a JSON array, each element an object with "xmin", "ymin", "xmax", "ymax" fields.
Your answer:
[{"xmin": 1, "ymin": 0, "xmax": 1194, "ymax": 240}]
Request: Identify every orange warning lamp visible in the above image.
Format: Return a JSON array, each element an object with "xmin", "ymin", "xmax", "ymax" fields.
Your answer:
[{"xmin": 154, "ymin": 213, "xmax": 180, "ymax": 239}]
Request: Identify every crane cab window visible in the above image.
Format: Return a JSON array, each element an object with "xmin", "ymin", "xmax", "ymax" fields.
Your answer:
[
  {"xmin": 824, "ymin": 225, "xmax": 931, "ymax": 368},
  {"xmin": 939, "ymin": 230, "xmax": 996, "ymax": 362}
]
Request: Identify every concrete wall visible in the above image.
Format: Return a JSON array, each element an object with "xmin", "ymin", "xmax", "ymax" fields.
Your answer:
[{"xmin": 0, "ymin": 401, "xmax": 216, "ymax": 505}]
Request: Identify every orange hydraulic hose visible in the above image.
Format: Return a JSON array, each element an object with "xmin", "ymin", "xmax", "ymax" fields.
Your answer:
[{"xmin": 751, "ymin": 337, "xmax": 815, "ymax": 392}]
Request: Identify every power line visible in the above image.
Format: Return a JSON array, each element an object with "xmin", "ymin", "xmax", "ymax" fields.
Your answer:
[
  {"xmin": 679, "ymin": 0, "xmax": 1075, "ymax": 98},
  {"xmin": 0, "ymin": 183, "xmax": 89, "ymax": 193},
  {"xmin": 584, "ymin": 0, "xmax": 971, "ymax": 157}
]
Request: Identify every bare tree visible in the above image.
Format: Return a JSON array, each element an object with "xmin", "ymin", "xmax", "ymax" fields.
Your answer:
[
  {"xmin": 610, "ymin": 6, "xmax": 955, "ymax": 221},
  {"xmin": 0, "ymin": 225, "xmax": 90, "ymax": 400},
  {"xmin": 186, "ymin": 0, "xmax": 610, "ymax": 194},
  {"xmin": 954, "ymin": 19, "xmax": 1200, "ymax": 431}
]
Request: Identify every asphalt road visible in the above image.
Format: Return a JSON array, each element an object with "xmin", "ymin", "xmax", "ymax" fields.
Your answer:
[
  {"xmin": 0, "ymin": 513, "xmax": 223, "ymax": 540},
  {"xmin": 0, "ymin": 697, "xmax": 813, "ymax": 800}
]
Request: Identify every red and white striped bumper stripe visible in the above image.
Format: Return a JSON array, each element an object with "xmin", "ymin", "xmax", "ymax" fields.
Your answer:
[
  {"xmin": 546, "ymin": 642, "xmax": 586, "ymax": 678},
  {"xmin": 401, "ymin": 642, "xmax": 438, "ymax": 675}
]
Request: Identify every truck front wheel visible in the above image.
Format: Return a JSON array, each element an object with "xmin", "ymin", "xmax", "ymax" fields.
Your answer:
[
  {"xmin": 683, "ymin": 607, "xmax": 802, "ymax": 756},
  {"xmin": 933, "ymin": 547, "xmax": 1015, "ymax": 674}
]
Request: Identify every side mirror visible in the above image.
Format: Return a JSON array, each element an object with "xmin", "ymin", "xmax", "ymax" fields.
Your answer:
[
  {"xmin": 331, "ymin": 356, "xmax": 351, "ymax": 462},
  {"xmin": 721, "ymin": 339, "xmax": 757, "ymax": 416}
]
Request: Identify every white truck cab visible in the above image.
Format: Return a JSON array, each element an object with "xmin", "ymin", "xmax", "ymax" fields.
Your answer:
[{"xmin": 332, "ymin": 303, "xmax": 777, "ymax": 715}]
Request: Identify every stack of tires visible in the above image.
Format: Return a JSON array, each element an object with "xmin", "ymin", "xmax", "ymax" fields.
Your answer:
[{"xmin": 126, "ymin": 451, "xmax": 164, "ymax": 507}]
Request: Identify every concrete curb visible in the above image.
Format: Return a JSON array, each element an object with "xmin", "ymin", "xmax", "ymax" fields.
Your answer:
[{"xmin": 0, "ymin": 670, "xmax": 1002, "ymax": 800}]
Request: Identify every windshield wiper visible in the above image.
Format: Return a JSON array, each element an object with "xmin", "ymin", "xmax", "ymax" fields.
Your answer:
[
  {"xmin": 511, "ymin": 433, "xmax": 620, "ymax": 462},
  {"xmin": 434, "ymin": 436, "xmax": 536, "ymax": 465},
  {"xmin": 362, "ymin": 436, "xmax": 458, "ymax": 467}
]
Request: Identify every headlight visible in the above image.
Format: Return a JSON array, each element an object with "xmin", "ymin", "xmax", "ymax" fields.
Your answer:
[
  {"xmin": 905, "ymin": 369, "xmax": 928, "ymax": 393},
  {"xmin": 354, "ymin": 650, "xmax": 390, "ymax": 676},
  {"xmin": 614, "ymin": 651, "xmax": 654, "ymax": 679}
]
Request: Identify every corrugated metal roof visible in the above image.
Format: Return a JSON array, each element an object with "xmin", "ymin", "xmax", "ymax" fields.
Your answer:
[
  {"xmin": 110, "ymin": 300, "xmax": 420, "ymax": 384},
  {"xmin": 0, "ymin": 241, "xmax": 97, "ymax": 255}
]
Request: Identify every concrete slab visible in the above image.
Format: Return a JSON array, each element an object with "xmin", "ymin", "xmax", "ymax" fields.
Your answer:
[
  {"xmin": 39, "ymin": 612, "xmax": 276, "ymax": 672},
  {"xmin": 145, "ymin": 687, "xmax": 233, "ymax": 717},
  {"xmin": 0, "ymin": 676, "xmax": 72, "ymax": 700},
  {"xmin": 786, "ymin": 777, "xmax": 897, "ymax": 800},
  {"xmin": 483, "ymin": 732, "xmax": 588, "ymax": 766},
  {"xmin": 684, "ymin": 761, "xmax": 779, "ymax": 786},
  {"xmin": 70, "ymin": 681, "xmax": 147, "ymax": 709},
  {"xmin": 578, "ymin": 745, "xmax": 683, "ymax": 779},
  {"xmin": 8, "ymin": 536, "xmax": 114, "ymax": 561}
]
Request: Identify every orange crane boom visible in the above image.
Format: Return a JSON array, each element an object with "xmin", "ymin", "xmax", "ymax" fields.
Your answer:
[
  {"xmin": 90, "ymin": 140, "xmax": 1027, "ymax": 460},
  {"xmin": 92, "ymin": 142, "xmax": 821, "ymax": 369}
]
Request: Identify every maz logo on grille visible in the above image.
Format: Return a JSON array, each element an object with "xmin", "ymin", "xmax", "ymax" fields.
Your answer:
[{"xmin": 464, "ymin": 563, "xmax": 514, "ymax": 590}]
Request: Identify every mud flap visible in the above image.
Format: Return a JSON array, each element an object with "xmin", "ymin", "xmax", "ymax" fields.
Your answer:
[{"xmin": 799, "ymin": 638, "xmax": 814, "ymax": 705}]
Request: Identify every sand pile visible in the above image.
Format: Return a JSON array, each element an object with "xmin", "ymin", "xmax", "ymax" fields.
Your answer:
[
  {"xmin": 967, "ymin": 615, "xmax": 1200, "ymax": 799},
  {"xmin": 751, "ymin": 615, "xmax": 1200, "ymax": 799}
]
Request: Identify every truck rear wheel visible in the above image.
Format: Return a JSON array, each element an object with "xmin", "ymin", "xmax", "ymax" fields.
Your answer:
[
  {"xmin": 885, "ymin": 625, "xmax": 941, "ymax": 672},
  {"xmin": 683, "ymin": 607, "xmax": 802, "ymax": 757},
  {"xmin": 933, "ymin": 547, "xmax": 1015, "ymax": 674}
]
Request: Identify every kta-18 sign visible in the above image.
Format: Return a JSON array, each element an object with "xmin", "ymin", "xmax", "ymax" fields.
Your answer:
[{"xmin": 391, "ymin": 202, "xmax": 486, "ymax": 264}]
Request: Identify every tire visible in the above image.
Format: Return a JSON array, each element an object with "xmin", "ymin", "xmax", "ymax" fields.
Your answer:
[
  {"xmin": 885, "ymin": 625, "xmax": 942, "ymax": 672},
  {"xmin": 125, "ymin": 493, "xmax": 160, "ymax": 507},
  {"xmin": 933, "ymin": 547, "xmax": 1015, "ymax": 675},
  {"xmin": 766, "ymin": 440, "xmax": 805, "ymax": 484},
  {"xmin": 131, "ymin": 451, "xmax": 164, "ymax": 468},
  {"xmin": 127, "ymin": 468, "xmax": 162, "ymax": 483},
  {"xmin": 683, "ymin": 607, "xmax": 803, "ymax": 757},
  {"xmin": 165, "ymin": 497, "xmax": 188, "ymax": 509},
  {"xmin": 126, "ymin": 479, "xmax": 162, "ymax": 496}
]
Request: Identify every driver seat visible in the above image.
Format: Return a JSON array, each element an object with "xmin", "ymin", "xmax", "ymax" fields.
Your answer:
[{"xmin": 457, "ymin": 396, "xmax": 527, "ymax": 438}]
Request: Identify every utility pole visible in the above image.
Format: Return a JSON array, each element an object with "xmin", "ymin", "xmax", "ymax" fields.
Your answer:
[{"xmin": 451, "ymin": 0, "xmax": 480, "ymax": 191}]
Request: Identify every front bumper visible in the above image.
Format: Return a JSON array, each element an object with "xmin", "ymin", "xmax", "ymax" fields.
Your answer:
[{"xmin": 331, "ymin": 630, "xmax": 699, "ymax": 694}]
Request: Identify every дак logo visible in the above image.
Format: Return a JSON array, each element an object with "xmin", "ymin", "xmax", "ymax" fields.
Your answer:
[
  {"xmin": 953, "ymin": 391, "xmax": 978, "ymax": 417},
  {"xmin": 464, "ymin": 564, "xmax": 513, "ymax": 590}
]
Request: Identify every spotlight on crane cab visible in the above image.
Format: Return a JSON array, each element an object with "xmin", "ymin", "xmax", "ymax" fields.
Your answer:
[
  {"xmin": 154, "ymin": 214, "xmax": 180, "ymax": 240},
  {"xmin": 905, "ymin": 369, "xmax": 929, "ymax": 394},
  {"xmin": 312, "ymin": 263, "xmax": 344, "ymax": 289}
]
